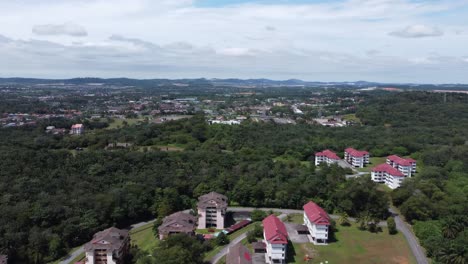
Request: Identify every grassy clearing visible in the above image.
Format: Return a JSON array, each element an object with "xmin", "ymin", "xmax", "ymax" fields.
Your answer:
[
  {"xmin": 356, "ymin": 157, "xmax": 387, "ymax": 173},
  {"xmin": 130, "ymin": 222, "xmax": 159, "ymax": 253},
  {"xmin": 289, "ymin": 223, "xmax": 416, "ymax": 264},
  {"xmin": 342, "ymin": 114, "xmax": 361, "ymax": 123},
  {"xmin": 106, "ymin": 118, "xmax": 143, "ymax": 129},
  {"xmin": 285, "ymin": 213, "xmax": 304, "ymax": 224}
]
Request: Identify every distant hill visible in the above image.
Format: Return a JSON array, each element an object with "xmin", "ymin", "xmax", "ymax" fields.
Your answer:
[{"xmin": 0, "ymin": 77, "xmax": 467, "ymax": 90}]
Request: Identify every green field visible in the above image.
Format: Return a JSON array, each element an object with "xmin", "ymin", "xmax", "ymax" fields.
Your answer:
[
  {"xmin": 107, "ymin": 118, "xmax": 143, "ymax": 129},
  {"xmin": 286, "ymin": 213, "xmax": 304, "ymax": 224},
  {"xmin": 289, "ymin": 224, "xmax": 416, "ymax": 264},
  {"xmin": 130, "ymin": 222, "xmax": 160, "ymax": 253},
  {"xmin": 356, "ymin": 156, "xmax": 387, "ymax": 173}
]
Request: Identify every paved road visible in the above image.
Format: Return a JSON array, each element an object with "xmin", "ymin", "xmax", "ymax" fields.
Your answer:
[
  {"xmin": 59, "ymin": 219, "xmax": 157, "ymax": 264},
  {"xmin": 59, "ymin": 246, "xmax": 84, "ymax": 264},
  {"xmin": 210, "ymin": 214, "xmax": 287, "ymax": 264},
  {"xmin": 389, "ymin": 208, "xmax": 429, "ymax": 264}
]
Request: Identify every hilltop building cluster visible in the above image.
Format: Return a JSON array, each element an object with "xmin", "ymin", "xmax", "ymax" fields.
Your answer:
[
  {"xmin": 315, "ymin": 149, "xmax": 416, "ymax": 189},
  {"xmin": 372, "ymin": 155, "xmax": 417, "ymax": 189}
]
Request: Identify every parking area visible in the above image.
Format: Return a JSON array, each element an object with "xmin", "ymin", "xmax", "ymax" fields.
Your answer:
[
  {"xmin": 285, "ymin": 223, "xmax": 311, "ymax": 243},
  {"xmin": 252, "ymin": 253, "xmax": 267, "ymax": 264}
]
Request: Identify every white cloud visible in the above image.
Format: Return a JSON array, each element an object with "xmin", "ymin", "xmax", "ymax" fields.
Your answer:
[
  {"xmin": 389, "ymin": 25, "xmax": 443, "ymax": 38},
  {"xmin": 216, "ymin": 48, "xmax": 257, "ymax": 57},
  {"xmin": 32, "ymin": 22, "xmax": 88, "ymax": 37},
  {"xmin": 0, "ymin": 0, "xmax": 467, "ymax": 83}
]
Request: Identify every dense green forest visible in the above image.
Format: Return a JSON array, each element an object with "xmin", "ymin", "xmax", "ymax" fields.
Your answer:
[{"xmin": 0, "ymin": 91, "xmax": 467, "ymax": 263}]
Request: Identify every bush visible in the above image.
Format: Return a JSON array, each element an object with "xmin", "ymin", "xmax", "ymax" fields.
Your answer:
[
  {"xmin": 387, "ymin": 217, "xmax": 397, "ymax": 235},
  {"xmin": 215, "ymin": 232, "xmax": 230, "ymax": 246},
  {"xmin": 250, "ymin": 209, "xmax": 267, "ymax": 222}
]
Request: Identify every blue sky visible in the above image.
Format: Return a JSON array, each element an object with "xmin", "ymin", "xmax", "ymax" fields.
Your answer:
[{"xmin": 0, "ymin": 0, "xmax": 467, "ymax": 83}]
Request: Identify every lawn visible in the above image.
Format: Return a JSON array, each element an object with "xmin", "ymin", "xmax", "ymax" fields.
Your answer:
[
  {"xmin": 130, "ymin": 222, "xmax": 160, "ymax": 253},
  {"xmin": 289, "ymin": 224, "xmax": 416, "ymax": 264},
  {"xmin": 356, "ymin": 157, "xmax": 387, "ymax": 173},
  {"xmin": 285, "ymin": 213, "xmax": 304, "ymax": 224},
  {"xmin": 106, "ymin": 118, "xmax": 143, "ymax": 129}
]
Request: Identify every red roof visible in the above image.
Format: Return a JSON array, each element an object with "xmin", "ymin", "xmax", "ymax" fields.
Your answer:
[
  {"xmin": 303, "ymin": 201, "xmax": 330, "ymax": 225},
  {"xmin": 262, "ymin": 215, "xmax": 288, "ymax": 244},
  {"xmin": 372, "ymin": 163, "xmax": 405, "ymax": 177},
  {"xmin": 345, "ymin": 148, "xmax": 369, "ymax": 157},
  {"xmin": 387, "ymin": 155, "xmax": 415, "ymax": 166},
  {"xmin": 315, "ymin": 149, "xmax": 340, "ymax": 160}
]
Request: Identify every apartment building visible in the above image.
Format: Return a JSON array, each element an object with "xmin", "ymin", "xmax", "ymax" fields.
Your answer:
[
  {"xmin": 371, "ymin": 163, "xmax": 406, "ymax": 189},
  {"xmin": 84, "ymin": 227, "xmax": 130, "ymax": 264},
  {"xmin": 315, "ymin": 149, "xmax": 340, "ymax": 166},
  {"xmin": 70, "ymin": 124, "xmax": 84, "ymax": 135},
  {"xmin": 386, "ymin": 155, "xmax": 416, "ymax": 177},
  {"xmin": 197, "ymin": 192, "xmax": 228, "ymax": 229},
  {"xmin": 158, "ymin": 212, "xmax": 197, "ymax": 240},
  {"xmin": 303, "ymin": 201, "xmax": 330, "ymax": 245},
  {"xmin": 263, "ymin": 215, "xmax": 288, "ymax": 264},
  {"xmin": 344, "ymin": 148, "xmax": 370, "ymax": 168}
]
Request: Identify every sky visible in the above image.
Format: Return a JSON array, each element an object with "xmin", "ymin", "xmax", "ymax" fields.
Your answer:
[{"xmin": 0, "ymin": 0, "xmax": 467, "ymax": 83}]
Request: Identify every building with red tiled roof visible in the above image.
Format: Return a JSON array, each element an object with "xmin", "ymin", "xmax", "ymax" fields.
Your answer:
[
  {"xmin": 372, "ymin": 163, "xmax": 406, "ymax": 189},
  {"xmin": 226, "ymin": 242, "xmax": 253, "ymax": 264},
  {"xmin": 84, "ymin": 227, "xmax": 129, "ymax": 264},
  {"xmin": 303, "ymin": 201, "xmax": 330, "ymax": 245},
  {"xmin": 315, "ymin": 149, "xmax": 340, "ymax": 166},
  {"xmin": 344, "ymin": 148, "xmax": 370, "ymax": 168},
  {"xmin": 262, "ymin": 215, "xmax": 288, "ymax": 264},
  {"xmin": 70, "ymin": 123, "xmax": 84, "ymax": 135},
  {"xmin": 386, "ymin": 155, "xmax": 417, "ymax": 177}
]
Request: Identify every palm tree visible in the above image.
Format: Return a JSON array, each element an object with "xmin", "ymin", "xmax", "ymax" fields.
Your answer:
[
  {"xmin": 338, "ymin": 212, "xmax": 351, "ymax": 226},
  {"xmin": 442, "ymin": 221, "xmax": 464, "ymax": 239}
]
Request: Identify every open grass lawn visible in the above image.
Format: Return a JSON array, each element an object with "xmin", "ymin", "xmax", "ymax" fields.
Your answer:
[
  {"xmin": 130, "ymin": 222, "xmax": 159, "ymax": 253},
  {"xmin": 286, "ymin": 213, "xmax": 304, "ymax": 224},
  {"xmin": 342, "ymin": 114, "xmax": 362, "ymax": 124},
  {"xmin": 356, "ymin": 157, "xmax": 387, "ymax": 173},
  {"xmin": 106, "ymin": 118, "xmax": 143, "ymax": 129},
  {"xmin": 289, "ymin": 224, "xmax": 416, "ymax": 264}
]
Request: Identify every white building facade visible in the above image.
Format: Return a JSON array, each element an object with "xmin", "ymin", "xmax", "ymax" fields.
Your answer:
[
  {"xmin": 315, "ymin": 150, "xmax": 340, "ymax": 166},
  {"xmin": 197, "ymin": 192, "xmax": 228, "ymax": 229},
  {"xmin": 344, "ymin": 148, "xmax": 370, "ymax": 168},
  {"xmin": 303, "ymin": 201, "xmax": 330, "ymax": 245},
  {"xmin": 371, "ymin": 163, "xmax": 406, "ymax": 189},
  {"xmin": 263, "ymin": 215, "xmax": 288, "ymax": 264},
  {"xmin": 386, "ymin": 155, "xmax": 416, "ymax": 177}
]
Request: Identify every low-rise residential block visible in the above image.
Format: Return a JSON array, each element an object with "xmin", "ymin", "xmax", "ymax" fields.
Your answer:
[
  {"xmin": 371, "ymin": 163, "xmax": 406, "ymax": 189},
  {"xmin": 386, "ymin": 155, "xmax": 416, "ymax": 177},
  {"xmin": 197, "ymin": 192, "xmax": 228, "ymax": 229},
  {"xmin": 344, "ymin": 148, "xmax": 370, "ymax": 168},
  {"xmin": 303, "ymin": 201, "xmax": 330, "ymax": 245},
  {"xmin": 315, "ymin": 149, "xmax": 340, "ymax": 166},
  {"xmin": 158, "ymin": 212, "xmax": 197, "ymax": 240},
  {"xmin": 263, "ymin": 215, "xmax": 288, "ymax": 264},
  {"xmin": 84, "ymin": 227, "xmax": 130, "ymax": 264}
]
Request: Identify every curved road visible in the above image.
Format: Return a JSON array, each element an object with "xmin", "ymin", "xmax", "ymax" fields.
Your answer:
[{"xmin": 390, "ymin": 208, "xmax": 428, "ymax": 264}]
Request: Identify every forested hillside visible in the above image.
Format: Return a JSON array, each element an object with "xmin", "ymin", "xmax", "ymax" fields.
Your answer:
[{"xmin": 0, "ymin": 91, "xmax": 467, "ymax": 263}]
